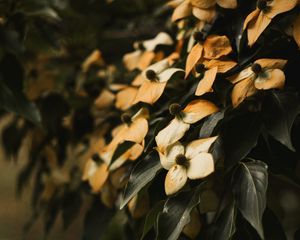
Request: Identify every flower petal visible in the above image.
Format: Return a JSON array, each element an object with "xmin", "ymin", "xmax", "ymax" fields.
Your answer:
[
  {"xmin": 203, "ymin": 35, "xmax": 232, "ymax": 59},
  {"xmin": 165, "ymin": 165, "xmax": 188, "ymax": 195},
  {"xmin": 158, "ymin": 141, "xmax": 185, "ymax": 170},
  {"xmin": 205, "ymin": 59, "xmax": 237, "ymax": 73},
  {"xmin": 158, "ymin": 68, "xmax": 184, "ymax": 83},
  {"xmin": 180, "ymin": 99, "xmax": 219, "ymax": 124},
  {"xmin": 247, "ymin": 11, "xmax": 272, "ymax": 46},
  {"xmin": 231, "ymin": 77, "xmax": 257, "ymax": 107},
  {"xmin": 133, "ymin": 81, "xmax": 167, "ymax": 105},
  {"xmin": 254, "ymin": 58, "xmax": 287, "ymax": 69},
  {"xmin": 155, "ymin": 117, "xmax": 190, "ymax": 150},
  {"xmin": 185, "ymin": 43, "xmax": 203, "ymax": 78},
  {"xmin": 123, "ymin": 50, "xmax": 143, "ymax": 71},
  {"xmin": 187, "ymin": 152, "xmax": 214, "ymax": 179},
  {"xmin": 94, "ymin": 89, "xmax": 115, "ymax": 109},
  {"xmin": 217, "ymin": 0, "xmax": 237, "ymax": 9},
  {"xmin": 195, "ymin": 66, "xmax": 218, "ymax": 96},
  {"xmin": 172, "ymin": 1, "xmax": 192, "ymax": 22},
  {"xmin": 132, "ymin": 74, "xmax": 147, "ymax": 86},
  {"xmin": 254, "ymin": 69, "xmax": 285, "ymax": 90},
  {"xmin": 266, "ymin": 0, "xmax": 298, "ymax": 19},
  {"xmin": 192, "ymin": 7, "xmax": 216, "ymax": 22},
  {"xmin": 143, "ymin": 58, "xmax": 169, "ymax": 76},
  {"xmin": 82, "ymin": 158, "xmax": 97, "ymax": 181},
  {"xmin": 243, "ymin": 9, "xmax": 260, "ymax": 30},
  {"xmin": 89, "ymin": 163, "xmax": 109, "ymax": 193},
  {"xmin": 137, "ymin": 51, "xmax": 156, "ymax": 70},
  {"xmin": 185, "ymin": 136, "xmax": 218, "ymax": 159},
  {"xmin": 228, "ymin": 67, "xmax": 253, "ymax": 84},
  {"xmin": 115, "ymin": 87, "xmax": 138, "ymax": 110},
  {"xmin": 190, "ymin": 0, "xmax": 216, "ymax": 9},
  {"xmin": 143, "ymin": 32, "xmax": 174, "ymax": 51},
  {"xmin": 293, "ymin": 14, "xmax": 300, "ymax": 48},
  {"xmin": 123, "ymin": 118, "xmax": 149, "ymax": 143}
]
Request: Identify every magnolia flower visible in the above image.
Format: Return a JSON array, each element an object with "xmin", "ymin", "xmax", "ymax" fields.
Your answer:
[
  {"xmin": 244, "ymin": 0, "xmax": 298, "ymax": 46},
  {"xmin": 185, "ymin": 34, "xmax": 233, "ymax": 78},
  {"xmin": 100, "ymin": 108, "xmax": 149, "ymax": 170},
  {"xmin": 123, "ymin": 32, "xmax": 173, "ymax": 71},
  {"xmin": 168, "ymin": 0, "xmax": 237, "ymax": 23},
  {"xmin": 229, "ymin": 58, "xmax": 287, "ymax": 107},
  {"xmin": 158, "ymin": 137, "xmax": 217, "ymax": 195},
  {"xmin": 155, "ymin": 99, "xmax": 219, "ymax": 151},
  {"xmin": 133, "ymin": 54, "xmax": 184, "ymax": 105},
  {"xmin": 195, "ymin": 59, "xmax": 237, "ymax": 96}
]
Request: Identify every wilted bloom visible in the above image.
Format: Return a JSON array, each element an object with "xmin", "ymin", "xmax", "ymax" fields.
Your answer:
[
  {"xmin": 123, "ymin": 32, "xmax": 173, "ymax": 71},
  {"xmin": 157, "ymin": 137, "xmax": 217, "ymax": 195},
  {"xmin": 133, "ymin": 54, "xmax": 184, "ymax": 105},
  {"xmin": 243, "ymin": 0, "xmax": 298, "ymax": 46},
  {"xmin": 185, "ymin": 34, "xmax": 233, "ymax": 78},
  {"xmin": 168, "ymin": 0, "xmax": 237, "ymax": 23},
  {"xmin": 229, "ymin": 58, "xmax": 287, "ymax": 107},
  {"xmin": 155, "ymin": 99, "xmax": 219, "ymax": 151}
]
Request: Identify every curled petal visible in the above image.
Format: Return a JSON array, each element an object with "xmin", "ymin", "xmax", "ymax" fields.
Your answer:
[
  {"xmin": 217, "ymin": 0, "xmax": 237, "ymax": 9},
  {"xmin": 190, "ymin": 0, "xmax": 216, "ymax": 9},
  {"xmin": 185, "ymin": 136, "xmax": 218, "ymax": 159},
  {"xmin": 158, "ymin": 68, "xmax": 184, "ymax": 83},
  {"xmin": 195, "ymin": 67, "xmax": 218, "ymax": 96},
  {"xmin": 231, "ymin": 77, "xmax": 257, "ymax": 107},
  {"xmin": 185, "ymin": 43, "xmax": 203, "ymax": 78},
  {"xmin": 133, "ymin": 81, "xmax": 167, "ymax": 105},
  {"xmin": 254, "ymin": 58, "xmax": 287, "ymax": 69},
  {"xmin": 165, "ymin": 165, "xmax": 188, "ymax": 195},
  {"xmin": 143, "ymin": 32, "xmax": 173, "ymax": 51},
  {"xmin": 228, "ymin": 67, "xmax": 253, "ymax": 84},
  {"xmin": 158, "ymin": 141, "xmax": 185, "ymax": 170},
  {"xmin": 243, "ymin": 9, "xmax": 260, "ymax": 30},
  {"xmin": 203, "ymin": 35, "xmax": 232, "ymax": 59},
  {"xmin": 115, "ymin": 87, "xmax": 138, "ymax": 110},
  {"xmin": 254, "ymin": 69, "xmax": 285, "ymax": 90},
  {"xmin": 181, "ymin": 99, "xmax": 219, "ymax": 124},
  {"xmin": 155, "ymin": 117, "xmax": 190, "ymax": 150},
  {"xmin": 192, "ymin": 7, "xmax": 216, "ymax": 22},
  {"xmin": 143, "ymin": 58, "xmax": 169, "ymax": 77},
  {"xmin": 266, "ymin": 0, "xmax": 298, "ymax": 19},
  {"xmin": 172, "ymin": 1, "xmax": 192, "ymax": 22},
  {"xmin": 187, "ymin": 152, "xmax": 214, "ymax": 179}
]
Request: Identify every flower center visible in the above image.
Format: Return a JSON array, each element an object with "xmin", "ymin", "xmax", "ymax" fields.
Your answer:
[
  {"xmin": 257, "ymin": 0, "xmax": 270, "ymax": 12},
  {"xmin": 145, "ymin": 69, "xmax": 158, "ymax": 81},
  {"xmin": 195, "ymin": 63, "xmax": 206, "ymax": 73},
  {"xmin": 92, "ymin": 153, "xmax": 102, "ymax": 163},
  {"xmin": 169, "ymin": 103, "xmax": 181, "ymax": 116},
  {"xmin": 137, "ymin": 41, "xmax": 145, "ymax": 51},
  {"xmin": 251, "ymin": 63, "xmax": 262, "ymax": 74},
  {"xmin": 175, "ymin": 154, "xmax": 188, "ymax": 166},
  {"xmin": 121, "ymin": 113, "xmax": 132, "ymax": 125},
  {"xmin": 193, "ymin": 31, "xmax": 205, "ymax": 43}
]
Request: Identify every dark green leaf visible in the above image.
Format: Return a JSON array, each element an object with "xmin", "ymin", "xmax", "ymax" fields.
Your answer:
[
  {"xmin": 199, "ymin": 110, "xmax": 224, "ymax": 138},
  {"xmin": 262, "ymin": 90, "xmax": 300, "ymax": 151},
  {"xmin": 120, "ymin": 151, "xmax": 162, "ymax": 209},
  {"xmin": 156, "ymin": 184, "xmax": 202, "ymax": 240},
  {"xmin": 233, "ymin": 160, "xmax": 268, "ymax": 239},
  {"xmin": 109, "ymin": 141, "xmax": 135, "ymax": 167}
]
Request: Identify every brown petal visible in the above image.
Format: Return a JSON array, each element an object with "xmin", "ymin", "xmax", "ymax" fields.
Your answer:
[
  {"xmin": 266, "ymin": 0, "xmax": 298, "ymax": 19},
  {"xmin": 181, "ymin": 99, "xmax": 219, "ymax": 124},
  {"xmin": 190, "ymin": 0, "xmax": 216, "ymax": 9},
  {"xmin": 123, "ymin": 50, "xmax": 143, "ymax": 71},
  {"xmin": 192, "ymin": 7, "xmax": 216, "ymax": 22},
  {"xmin": 243, "ymin": 9, "xmax": 260, "ymax": 30},
  {"xmin": 137, "ymin": 51, "xmax": 156, "ymax": 70},
  {"xmin": 185, "ymin": 43, "xmax": 203, "ymax": 78},
  {"xmin": 231, "ymin": 77, "xmax": 257, "ymax": 107},
  {"xmin": 254, "ymin": 58, "xmax": 287, "ymax": 69},
  {"xmin": 165, "ymin": 165, "xmax": 188, "ymax": 195},
  {"xmin": 205, "ymin": 59, "xmax": 237, "ymax": 73},
  {"xmin": 293, "ymin": 14, "xmax": 300, "ymax": 48},
  {"xmin": 89, "ymin": 163, "xmax": 109, "ymax": 193},
  {"xmin": 203, "ymin": 35, "xmax": 232, "ymax": 59},
  {"xmin": 133, "ymin": 81, "xmax": 167, "ymax": 105},
  {"xmin": 94, "ymin": 89, "xmax": 115, "ymax": 109},
  {"xmin": 254, "ymin": 69, "xmax": 285, "ymax": 90},
  {"xmin": 247, "ymin": 11, "xmax": 272, "ymax": 46},
  {"xmin": 217, "ymin": 0, "xmax": 237, "ymax": 9},
  {"xmin": 115, "ymin": 87, "xmax": 138, "ymax": 110},
  {"xmin": 172, "ymin": 1, "xmax": 192, "ymax": 22},
  {"xmin": 132, "ymin": 74, "xmax": 147, "ymax": 86},
  {"xmin": 195, "ymin": 67, "xmax": 218, "ymax": 96}
]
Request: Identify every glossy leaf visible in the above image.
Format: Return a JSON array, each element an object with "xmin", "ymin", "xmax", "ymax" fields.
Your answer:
[
  {"xmin": 199, "ymin": 111, "xmax": 224, "ymax": 138},
  {"xmin": 109, "ymin": 141, "xmax": 135, "ymax": 167}
]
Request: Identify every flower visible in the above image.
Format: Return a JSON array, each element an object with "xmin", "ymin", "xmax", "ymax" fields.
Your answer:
[
  {"xmin": 157, "ymin": 137, "xmax": 217, "ymax": 195},
  {"xmin": 168, "ymin": 0, "xmax": 237, "ymax": 23},
  {"xmin": 185, "ymin": 34, "xmax": 233, "ymax": 78},
  {"xmin": 243, "ymin": 0, "xmax": 298, "ymax": 46},
  {"xmin": 155, "ymin": 99, "xmax": 219, "ymax": 151},
  {"xmin": 133, "ymin": 54, "xmax": 184, "ymax": 105},
  {"xmin": 123, "ymin": 32, "xmax": 173, "ymax": 71},
  {"xmin": 100, "ymin": 108, "xmax": 149, "ymax": 170},
  {"xmin": 229, "ymin": 58, "xmax": 287, "ymax": 107},
  {"xmin": 194, "ymin": 59, "xmax": 237, "ymax": 96}
]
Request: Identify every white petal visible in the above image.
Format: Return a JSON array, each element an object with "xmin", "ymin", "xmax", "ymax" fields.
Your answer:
[
  {"xmin": 155, "ymin": 117, "xmax": 190, "ymax": 151},
  {"xmin": 142, "ymin": 59, "xmax": 169, "ymax": 78},
  {"xmin": 185, "ymin": 136, "xmax": 218, "ymax": 159},
  {"xmin": 157, "ymin": 68, "xmax": 184, "ymax": 83},
  {"xmin": 165, "ymin": 165, "xmax": 188, "ymax": 195},
  {"xmin": 123, "ymin": 50, "xmax": 143, "ymax": 71},
  {"xmin": 158, "ymin": 142, "xmax": 185, "ymax": 170},
  {"xmin": 187, "ymin": 152, "xmax": 214, "ymax": 179},
  {"xmin": 82, "ymin": 159, "xmax": 97, "ymax": 181},
  {"xmin": 143, "ymin": 32, "xmax": 173, "ymax": 51}
]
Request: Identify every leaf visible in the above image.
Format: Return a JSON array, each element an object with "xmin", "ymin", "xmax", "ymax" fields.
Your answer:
[
  {"xmin": 62, "ymin": 191, "xmax": 82, "ymax": 230},
  {"xmin": 221, "ymin": 111, "xmax": 262, "ymax": 168},
  {"xmin": 199, "ymin": 110, "xmax": 224, "ymax": 138},
  {"xmin": 120, "ymin": 152, "xmax": 162, "ymax": 209},
  {"xmin": 156, "ymin": 184, "xmax": 202, "ymax": 240},
  {"xmin": 262, "ymin": 90, "xmax": 300, "ymax": 151},
  {"xmin": 109, "ymin": 141, "xmax": 135, "ymax": 167},
  {"xmin": 141, "ymin": 201, "xmax": 165, "ymax": 239},
  {"xmin": 232, "ymin": 160, "xmax": 268, "ymax": 239}
]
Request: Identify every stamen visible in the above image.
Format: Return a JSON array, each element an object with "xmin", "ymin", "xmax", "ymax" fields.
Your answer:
[
  {"xmin": 195, "ymin": 63, "xmax": 206, "ymax": 73},
  {"xmin": 121, "ymin": 113, "xmax": 132, "ymax": 125},
  {"xmin": 257, "ymin": 0, "xmax": 270, "ymax": 12},
  {"xmin": 92, "ymin": 153, "xmax": 102, "ymax": 163},
  {"xmin": 175, "ymin": 154, "xmax": 188, "ymax": 166},
  {"xmin": 251, "ymin": 63, "xmax": 262, "ymax": 74},
  {"xmin": 169, "ymin": 103, "xmax": 181, "ymax": 116},
  {"xmin": 193, "ymin": 31, "xmax": 205, "ymax": 42},
  {"xmin": 145, "ymin": 69, "xmax": 158, "ymax": 81}
]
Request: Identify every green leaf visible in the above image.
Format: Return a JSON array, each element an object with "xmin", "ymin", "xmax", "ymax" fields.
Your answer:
[
  {"xmin": 141, "ymin": 201, "xmax": 165, "ymax": 239},
  {"xmin": 156, "ymin": 184, "xmax": 202, "ymax": 240},
  {"xmin": 262, "ymin": 90, "xmax": 300, "ymax": 151},
  {"xmin": 120, "ymin": 151, "xmax": 162, "ymax": 209},
  {"xmin": 233, "ymin": 160, "xmax": 268, "ymax": 239},
  {"xmin": 109, "ymin": 141, "xmax": 135, "ymax": 167},
  {"xmin": 199, "ymin": 110, "xmax": 224, "ymax": 138}
]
